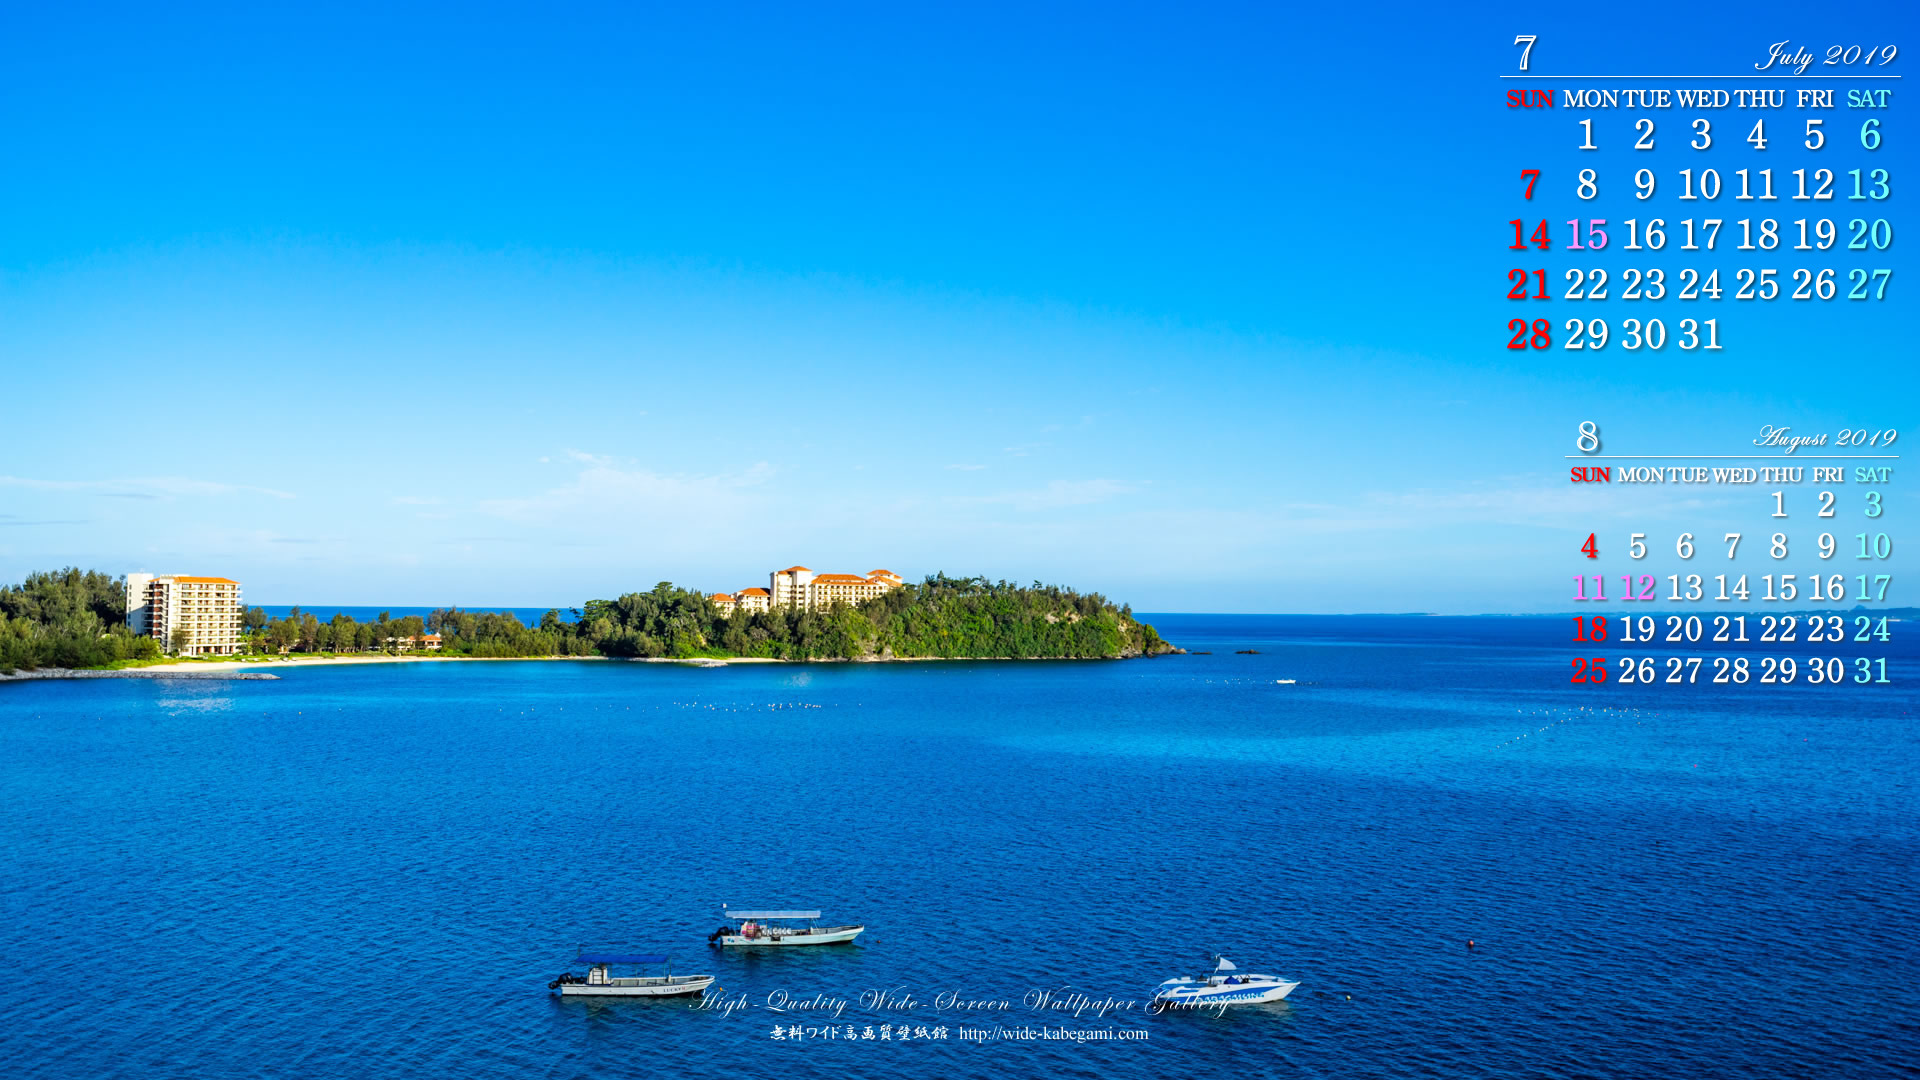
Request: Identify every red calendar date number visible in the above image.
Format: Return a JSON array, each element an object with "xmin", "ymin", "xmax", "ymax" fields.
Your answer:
[{"xmin": 1507, "ymin": 318, "xmax": 1552, "ymax": 349}]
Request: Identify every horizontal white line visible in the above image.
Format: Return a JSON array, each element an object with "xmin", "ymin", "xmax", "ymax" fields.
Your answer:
[
  {"xmin": 1566, "ymin": 451, "xmax": 1896, "ymax": 455},
  {"xmin": 1501, "ymin": 75, "xmax": 1899, "ymax": 79}
]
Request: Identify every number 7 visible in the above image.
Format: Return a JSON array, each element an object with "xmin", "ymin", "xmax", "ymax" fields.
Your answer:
[
  {"xmin": 1515, "ymin": 35, "xmax": 1537, "ymax": 71},
  {"xmin": 1522, "ymin": 169, "xmax": 1540, "ymax": 200},
  {"xmin": 1725, "ymin": 532, "xmax": 1741, "ymax": 558}
]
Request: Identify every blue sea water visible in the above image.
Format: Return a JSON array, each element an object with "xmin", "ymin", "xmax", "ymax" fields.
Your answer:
[
  {"xmin": 1, "ymin": 614, "xmax": 1915, "ymax": 1078},
  {"xmin": 257, "ymin": 605, "xmax": 556, "ymax": 626}
]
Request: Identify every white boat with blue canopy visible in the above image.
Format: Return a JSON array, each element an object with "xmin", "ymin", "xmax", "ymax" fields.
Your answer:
[
  {"xmin": 708, "ymin": 909, "xmax": 864, "ymax": 947},
  {"xmin": 548, "ymin": 952, "xmax": 716, "ymax": 997},
  {"xmin": 1151, "ymin": 956, "xmax": 1299, "ymax": 1009}
]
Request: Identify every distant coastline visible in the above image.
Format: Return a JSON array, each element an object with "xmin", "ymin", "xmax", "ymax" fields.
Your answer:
[{"xmin": 3, "ymin": 570, "xmax": 1174, "ymax": 675}]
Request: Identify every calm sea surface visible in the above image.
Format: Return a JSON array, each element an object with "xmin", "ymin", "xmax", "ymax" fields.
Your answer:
[
  {"xmin": 257, "ymin": 605, "xmax": 555, "ymax": 626},
  {"xmin": 2, "ymin": 615, "xmax": 1915, "ymax": 1078}
]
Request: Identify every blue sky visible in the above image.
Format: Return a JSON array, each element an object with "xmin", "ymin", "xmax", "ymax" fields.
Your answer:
[{"xmin": 1, "ymin": 3, "xmax": 1910, "ymax": 612}]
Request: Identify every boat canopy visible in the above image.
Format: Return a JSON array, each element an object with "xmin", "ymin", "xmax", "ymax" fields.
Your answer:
[
  {"xmin": 576, "ymin": 953, "xmax": 667, "ymax": 965},
  {"xmin": 726, "ymin": 910, "xmax": 821, "ymax": 920}
]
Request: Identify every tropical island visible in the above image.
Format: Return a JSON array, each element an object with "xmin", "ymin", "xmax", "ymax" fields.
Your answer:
[{"xmin": 0, "ymin": 568, "xmax": 1174, "ymax": 675}]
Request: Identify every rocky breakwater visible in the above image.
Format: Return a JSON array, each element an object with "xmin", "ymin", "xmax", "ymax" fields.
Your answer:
[{"xmin": 0, "ymin": 668, "xmax": 280, "ymax": 682}]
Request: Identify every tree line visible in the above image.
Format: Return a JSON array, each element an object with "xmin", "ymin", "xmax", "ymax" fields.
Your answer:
[
  {"xmin": 240, "ymin": 606, "xmax": 598, "ymax": 659},
  {"xmin": 1, "ymin": 568, "xmax": 161, "ymax": 672}
]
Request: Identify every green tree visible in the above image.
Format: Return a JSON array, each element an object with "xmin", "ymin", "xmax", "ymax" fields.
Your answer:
[{"xmin": 330, "ymin": 613, "xmax": 358, "ymax": 653}]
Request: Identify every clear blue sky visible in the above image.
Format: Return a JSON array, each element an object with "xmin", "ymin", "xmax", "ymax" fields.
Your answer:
[{"xmin": 1, "ymin": 3, "xmax": 1910, "ymax": 612}]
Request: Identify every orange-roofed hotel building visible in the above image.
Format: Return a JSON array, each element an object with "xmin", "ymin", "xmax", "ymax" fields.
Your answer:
[
  {"xmin": 713, "ymin": 568, "xmax": 904, "ymax": 615},
  {"xmin": 125, "ymin": 573, "xmax": 245, "ymax": 655}
]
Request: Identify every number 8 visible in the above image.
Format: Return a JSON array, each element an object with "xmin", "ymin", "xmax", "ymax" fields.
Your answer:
[{"xmin": 1578, "ymin": 169, "xmax": 1598, "ymax": 199}]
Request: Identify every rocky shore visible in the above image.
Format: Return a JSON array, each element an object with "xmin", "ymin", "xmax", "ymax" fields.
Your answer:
[{"xmin": 0, "ymin": 668, "xmax": 281, "ymax": 682}]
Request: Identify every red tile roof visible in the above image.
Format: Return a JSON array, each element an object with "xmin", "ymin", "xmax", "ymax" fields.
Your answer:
[
  {"xmin": 813, "ymin": 573, "xmax": 870, "ymax": 583},
  {"xmin": 737, "ymin": 588, "xmax": 770, "ymax": 596},
  {"xmin": 172, "ymin": 576, "xmax": 239, "ymax": 584},
  {"xmin": 778, "ymin": 565, "xmax": 812, "ymax": 573},
  {"xmin": 711, "ymin": 593, "xmax": 735, "ymax": 603}
]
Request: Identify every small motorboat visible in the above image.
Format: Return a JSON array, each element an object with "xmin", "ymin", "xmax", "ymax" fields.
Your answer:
[
  {"xmin": 708, "ymin": 909, "xmax": 864, "ymax": 947},
  {"xmin": 548, "ymin": 952, "xmax": 716, "ymax": 997},
  {"xmin": 1151, "ymin": 955, "xmax": 1298, "ymax": 1009}
]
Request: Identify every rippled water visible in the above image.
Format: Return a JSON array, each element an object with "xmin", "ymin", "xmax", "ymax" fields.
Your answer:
[{"xmin": 2, "ymin": 615, "xmax": 1914, "ymax": 1078}]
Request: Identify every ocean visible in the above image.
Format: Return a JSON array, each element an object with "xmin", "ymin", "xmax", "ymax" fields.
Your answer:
[
  {"xmin": 256, "ymin": 605, "xmax": 557, "ymax": 626},
  {"xmin": 1, "ymin": 614, "xmax": 1913, "ymax": 1078}
]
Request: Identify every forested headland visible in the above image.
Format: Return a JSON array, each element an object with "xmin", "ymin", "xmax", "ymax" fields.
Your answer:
[
  {"xmin": 1, "ymin": 569, "xmax": 1172, "ymax": 672},
  {"xmin": 0, "ymin": 569, "xmax": 162, "ymax": 672},
  {"xmin": 574, "ymin": 574, "xmax": 1171, "ymax": 660}
]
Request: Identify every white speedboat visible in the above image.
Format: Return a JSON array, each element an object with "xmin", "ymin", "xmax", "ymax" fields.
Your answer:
[
  {"xmin": 1151, "ymin": 956, "xmax": 1298, "ymax": 1009},
  {"xmin": 708, "ymin": 909, "xmax": 864, "ymax": 947},
  {"xmin": 549, "ymin": 953, "xmax": 716, "ymax": 997}
]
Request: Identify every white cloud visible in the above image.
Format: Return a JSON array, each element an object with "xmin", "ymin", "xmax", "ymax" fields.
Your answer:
[
  {"xmin": 0, "ymin": 475, "xmax": 294, "ymax": 499},
  {"xmin": 1271, "ymin": 478, "xmax": 1729, "ymax": 534},
  {"xmin": 480, "ymin": 456, "xmax": 776, "ymax": 524},
  {"xmin": 953, "ymin": 478, "xmax": 1137, "ymax": 511}
]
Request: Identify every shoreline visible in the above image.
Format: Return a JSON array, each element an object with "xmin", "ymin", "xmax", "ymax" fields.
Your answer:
[
  {"xmin": 0, "ymin": 667, "xmax": 283, "ymax": 682},
  {"xmin": 3, "ymin": 650, "xmax": 1176, "ymax": 682},
  {"xmin": 0, "ymin": 655, "xmax": 607, "ymax": 681}
]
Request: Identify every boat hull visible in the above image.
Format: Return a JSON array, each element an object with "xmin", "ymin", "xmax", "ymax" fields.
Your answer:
[
  {"xmin": 1152, "ymin": 978, "xmax": 1298, "ymax": 1007},
  {"xmin": 559, "ymin": 976, "xmax": 715, "ymax": 998},
  {"xmin": 716, "ymin": 925, "xmax": 864, "ymax": 947}
]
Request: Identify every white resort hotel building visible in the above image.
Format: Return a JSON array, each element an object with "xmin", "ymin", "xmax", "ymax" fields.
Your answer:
[
  {"xmin": 712, "ymin": 567, "xmax": 904, "ymax": 616},
  {"xmin": 126, "ymin": 573, "xmax": 245, "ymax": 655}
]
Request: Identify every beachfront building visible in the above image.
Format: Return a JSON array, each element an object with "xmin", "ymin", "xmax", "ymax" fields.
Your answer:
[
  {"xmin": 807, "ymin": 573, "xmax": 891, "ymax": 607},
  {"xmin": 125, "ymin": 573, "xmax": 245, "ymax": 656},
  {"xmin": 387, "ymin": 634, "xmax": 444, "ymax": 652},
  {"xmin": 769, "ymin": 566, "xmax": 815, "ymax": 608},
  {"xmin": 712, "ymin": 569, "xmax": 902, "ymax": 617},
  {"xmin": 769, "ymin": 566, "xmax": 903, "ymax": 611}
]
